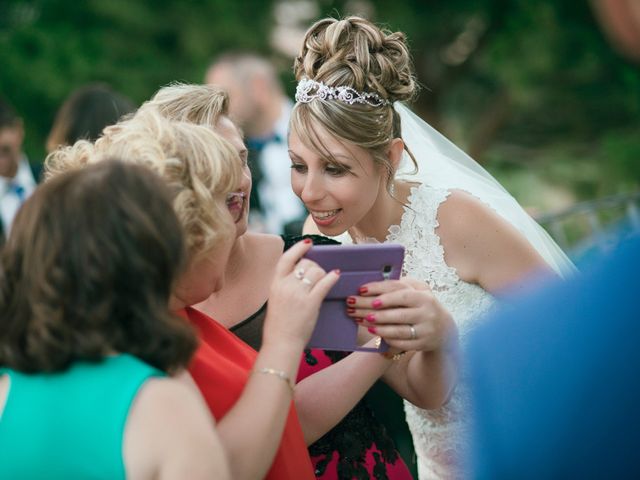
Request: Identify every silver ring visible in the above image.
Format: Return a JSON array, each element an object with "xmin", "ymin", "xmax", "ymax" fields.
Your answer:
[
  {"xmin": 301, "ymin": 277, "xmax": 313, "ymax": 286},
  {"xmin": 295, "ymin": 268, "xmax": 305, "ymax": 280},
  {"xmin": 409, "ymin": 325, "xmax": 417, "ymax": 340}
]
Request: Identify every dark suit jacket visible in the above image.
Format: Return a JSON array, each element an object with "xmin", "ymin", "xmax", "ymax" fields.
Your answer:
[{"xmin": 466, "ymin": 233, "xmax": 640, "ymax": 479}]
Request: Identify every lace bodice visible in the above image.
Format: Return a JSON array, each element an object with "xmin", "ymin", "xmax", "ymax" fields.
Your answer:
[
  {"xmin": 393, "ymin": 184, "xmax": 495, "ymax": 479},
  {"xmin": 343, "ymin": 184, "xmax": 496, "ymax": 479},
  {"xmin": 387, "ymin": 185, "xmax": 495, "ymax": 340}
]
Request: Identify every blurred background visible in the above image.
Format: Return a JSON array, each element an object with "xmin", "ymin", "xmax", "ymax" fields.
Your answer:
[{"xmin": 1, "ymin": 0, "xmax": 638, "ymax": 257}]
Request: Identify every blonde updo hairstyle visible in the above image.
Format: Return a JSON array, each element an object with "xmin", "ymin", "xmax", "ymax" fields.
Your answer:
[
  {"xmin": 142, "ymin": 83, "xmax": 230, "ymax": 128},
  {"xmin": 291, "ymin": 16, "xmax": 418, "ymax": 192},
  {"xmin": 44, "ymin": 107, "xmax": 241, "ymax": 260}
]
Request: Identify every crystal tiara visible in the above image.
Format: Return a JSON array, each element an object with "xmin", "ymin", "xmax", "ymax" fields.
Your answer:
[{"xmin": 295, "ymin": 78, "xmax": 391, "ymax": 107}]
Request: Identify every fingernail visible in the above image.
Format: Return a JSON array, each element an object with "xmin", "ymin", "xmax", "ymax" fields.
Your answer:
[
  {"xmin": 333, "ymin": 269, "xmax": 341, "ymax": 275},
  {"xmin": 372, "ymin": 299, "xmax": 383, "ymax": 309},
  {"xmin": 358, "ymin": 286, "xmax": 368, "ymax": 294},
  {"xmin": 303, "ymin": 238, "xmax": 312, "ymax": 244},
  {"xmin": 366, "ymin": 313, "xmax": 376, "ymax": 323},
  {"xmin": 355, "ymin": 317, "xmax": 363, "ymax": 323},
  {"xmin": 346, "ymin": 296, "xmax": 356, "ymax": 305},
  {"xmin": 347, "ymin": 307, "xmax": 356, "ymax": 314},
  {"xmin": 368, "ymin": 326, "xmax": 377, "ymax": 334}
]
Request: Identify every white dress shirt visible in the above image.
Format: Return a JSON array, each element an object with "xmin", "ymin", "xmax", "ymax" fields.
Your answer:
[
  {"xmin": 0, "ymin": 156, "xmax": 37, "ymax": 235},
  {"xmin": 252, "ymin": 99, "xmax": 306, "ymax": 234}
]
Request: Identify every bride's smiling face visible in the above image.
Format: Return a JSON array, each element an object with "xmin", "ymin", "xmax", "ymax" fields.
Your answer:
[{"xmin": 289, "ymin": 125, "xmax": 385, "ymax": 236}]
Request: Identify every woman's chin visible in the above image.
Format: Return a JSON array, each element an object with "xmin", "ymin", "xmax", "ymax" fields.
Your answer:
[{"xmin": 315, "ymin": 222, "xmax": 348, "ymax": 238}]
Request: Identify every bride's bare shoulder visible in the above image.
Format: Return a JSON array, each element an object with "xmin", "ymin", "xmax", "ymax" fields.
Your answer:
[
  {"xmin": 436, "ymin": 189, "xmax": 499, "ymax": 233},
  {"xmin": 436, "ymin": 189, "xmax": 549, "ymax": 289},
  {"xmin": 436, "ymin": 190, "xmax": 512, "ymax": 277}
]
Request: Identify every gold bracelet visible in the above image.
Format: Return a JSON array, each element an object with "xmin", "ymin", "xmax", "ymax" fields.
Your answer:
[
  {"xmin": 374, "ymin": 337, "xmax": 407, "ymax": 361},
  {"xmin": 252, "ymin": 367, "xmax": 294, "ymax": 394},
  {"xmin": 380, "ymin": 350, "xmax": 407, "ymax": 361}
]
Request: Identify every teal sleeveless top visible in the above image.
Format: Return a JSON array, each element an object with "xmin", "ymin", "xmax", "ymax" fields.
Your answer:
[{"xmin": 0, "ymin": 354, "xmax": 164, "ymax": 479}]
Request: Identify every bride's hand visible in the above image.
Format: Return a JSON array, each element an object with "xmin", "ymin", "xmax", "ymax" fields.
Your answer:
[{"xmin": 347, "ymin": 277, "xmax": 457, "ymax": 353}]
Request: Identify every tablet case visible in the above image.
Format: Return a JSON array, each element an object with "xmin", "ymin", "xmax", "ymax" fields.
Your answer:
[{"xmin": 304, "ymin": 243, "xmax": 405, "ymax": 352}]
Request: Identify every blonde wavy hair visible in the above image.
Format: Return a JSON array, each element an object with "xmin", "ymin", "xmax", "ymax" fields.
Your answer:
[
  {"xmin": 141, "ymin": 83, "xmax": 229, "ymax": 127},
  {"xmin": 44, "ymin": 108, "xmax": 241, "ymax": 258},
  {"xmin": 291, "ymin": 16, "xmax": 418, "ymax": 191}
]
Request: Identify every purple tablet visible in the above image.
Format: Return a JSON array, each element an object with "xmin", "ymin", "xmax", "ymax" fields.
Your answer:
[{"xmin": 304, "ymin": 243, "xmax": 405, "ymax": 352}]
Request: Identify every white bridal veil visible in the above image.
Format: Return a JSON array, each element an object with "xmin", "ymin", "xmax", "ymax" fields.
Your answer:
[{"xmin": 394, "ymin": 102, "xmax": 576, "ymax": 278}]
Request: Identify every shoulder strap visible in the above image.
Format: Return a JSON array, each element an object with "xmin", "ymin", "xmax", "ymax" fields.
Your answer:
[
  {"xmin": 281, "ymin": 233, "xmax": 341, "ymax": 251},
  {"xmin": 388, "ymin": 184, "xmax": 459, "ymax": 289}
]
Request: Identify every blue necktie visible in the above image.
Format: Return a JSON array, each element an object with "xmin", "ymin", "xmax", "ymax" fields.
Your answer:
[
  {"xmin": 246, "ymin": 133, "xmax": 283, "ymax": 152},
  {"xmin": 9, "ymin": 183, "xmax": 25, "ymax": 203}
]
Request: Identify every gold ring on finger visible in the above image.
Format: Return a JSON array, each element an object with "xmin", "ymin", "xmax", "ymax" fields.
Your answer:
[{"xmin": 409, "ymin": 324, "xmax": 417, "ymax": 340}]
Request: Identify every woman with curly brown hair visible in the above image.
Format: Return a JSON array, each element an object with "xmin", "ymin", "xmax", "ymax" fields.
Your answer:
[{"xmin": 0, "ymin": 159, "xmax": 230, "ymax": 479}]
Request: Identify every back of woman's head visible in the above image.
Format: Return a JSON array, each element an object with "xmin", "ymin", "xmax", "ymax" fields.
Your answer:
[
  {"xmin": 46, "ymin": 83, "xmax": 136, "ymax": 152},
  {"xmin": 291, "ymin": 16, "xmax": 418, "ymax": 186},
  {"xmin": 43, "ymin": 139, "xmax": 97, "ymax": 180},
  {"xmin": 141, "ymin": 83, "xmax": 229, "ymax": 128},
  {"xmin": 94, "ymin": 108, "xmax": 241, "ymax": 258},
  {"xmin": 0, "ymin": 160, "xmax": 196, "ymax": 373}
]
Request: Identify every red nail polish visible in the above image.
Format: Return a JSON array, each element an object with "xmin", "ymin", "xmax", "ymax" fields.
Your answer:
[
  {"xmin": 333, "ymin": 269, "xmax": 341, "ymax": 275},
  {"xmin": 303, "ymin": 238, "xmax": 312, "ymax": 244},
  {"xmin": 372, "ymin": 299, "xmax": 383, "ymax": 309},
  {"xmin": 368, "ymin": 326, "xmax": 377, "ymax": 334},
  {"xmin": 355, "ymin": 317, "xmax": 363, "ymax": 323},
  {"xmin": 347, "ymin": 307, "xmax": 356, "ymax": 314},
  {"xmin": 366, "ymin": 313, "xmax": 375, "ymax": 323},
  {"xmin": 347, "ymin": 296, "xmax": 356, "ymax": 305},
  {"xmin": 358, "ymin": 286, "xmax": 368, "ymax": 294}
]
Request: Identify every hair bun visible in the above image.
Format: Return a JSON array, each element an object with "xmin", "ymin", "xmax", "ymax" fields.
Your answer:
[{"xmin": 294, "ymin": 16, "xmax": 417, "ymax": 103}]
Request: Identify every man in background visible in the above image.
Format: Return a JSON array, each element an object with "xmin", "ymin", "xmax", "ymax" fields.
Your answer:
[
  {"xmin": 0, "ymin": 97, "xmax": 37, "ymax": 242},
  {"xmin": 205, "ymin": 52, "xmax": 306, "ymax": 235}
]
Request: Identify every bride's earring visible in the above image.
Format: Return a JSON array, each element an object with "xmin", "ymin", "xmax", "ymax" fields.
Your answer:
[{"xmin": 389, "ymin": 181, "xmax": 396, "ymax": 196}]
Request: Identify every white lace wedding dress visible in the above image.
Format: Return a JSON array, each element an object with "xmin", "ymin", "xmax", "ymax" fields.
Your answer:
[
  {"xmin": 390, "ymin": 183, "xmax": 496, "ymax": 479},
  {"xmin": 342, "ymin": 183, "xmax": 496, "ymax": 479}
]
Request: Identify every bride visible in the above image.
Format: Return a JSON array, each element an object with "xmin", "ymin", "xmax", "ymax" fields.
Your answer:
[{"xmin": 292, "ymin": 16, "xmax": 575, "ymax": 479}]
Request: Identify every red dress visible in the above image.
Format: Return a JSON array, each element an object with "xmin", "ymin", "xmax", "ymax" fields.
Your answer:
[{"xmin": 180, "ymin": 307, "xmax": 315, "ymax": 480}]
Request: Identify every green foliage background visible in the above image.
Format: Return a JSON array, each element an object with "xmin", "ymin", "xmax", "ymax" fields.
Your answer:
[
  {"xmin": 1, "ymin": 0, "xmax": 274, "ymax": 160},
  {"xmin": 1, "ymin": 0, "xmax": 639, "ymax": 212}
]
